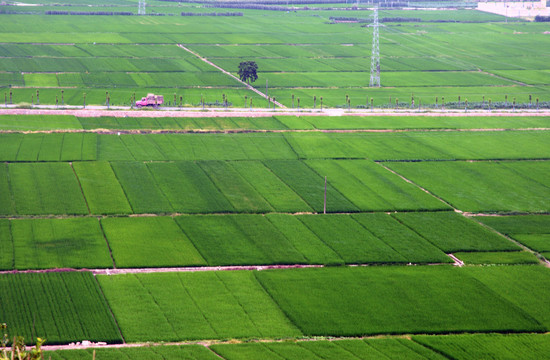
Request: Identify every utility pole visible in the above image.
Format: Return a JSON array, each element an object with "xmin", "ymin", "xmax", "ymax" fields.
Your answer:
[
  {"xmin": 324, "ymin": 176, "xmax": 327, "ymax": 214},
  {"xmin": 369, "ymin": 6, "xmax": 380, "ymax": 87}
]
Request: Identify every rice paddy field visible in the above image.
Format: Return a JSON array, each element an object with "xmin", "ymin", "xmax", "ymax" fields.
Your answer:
[
  {"xmin": 1, "ymin": 1, "xmax": 550, "ymax": 359},
  {"xmin": 0, "ymin": 1, "xmax": 548, "ymax": 108},
  {"xmin": 0, "ymin": 111, "xmax": 548, "ymax": 359}
]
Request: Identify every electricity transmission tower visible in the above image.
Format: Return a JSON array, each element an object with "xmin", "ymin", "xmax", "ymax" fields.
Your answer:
[
  {"xmin": 138, "ymin": 0, "xmax": 146, "ymax": 15},
  {"xmin": 369, "ymin": 7, "xmax": 380, "ymax": 87}
]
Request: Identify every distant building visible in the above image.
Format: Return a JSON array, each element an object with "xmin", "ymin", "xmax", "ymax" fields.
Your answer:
[{"xmin": 478, "ymin": 0, "xmax": 549, "ymax": 18}]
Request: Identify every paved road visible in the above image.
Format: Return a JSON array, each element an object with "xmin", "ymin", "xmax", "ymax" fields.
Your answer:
[{"xmin": 1, "ymin": 105, "xmax": 549, "ymax": 117}]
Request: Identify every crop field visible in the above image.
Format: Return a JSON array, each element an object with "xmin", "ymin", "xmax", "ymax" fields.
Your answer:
[
  {"xmin": 0, "ymin": 1, "xmax": 549, "ymax": 354},
  {"xmin": 385, "ymin": 160, "xmax": 550, "ymax": 213},
  {"xmin": 0, "ymin": 5, "xmax": 548, "ymax": 107},
  {"xmin": 4, "ymin": 211, "xmax": 530, "ymax": 270},
  {"xmin": 0, "ymin": 113, "xmax": 549, "ymax": 358},
  {"xmin": 1, "ymin": 129, "xmax": 550, "ymax": 163},
  {"xmin": 0, "ymin": 272, "xmax": 122, "ymax": 344},
  {"xmin": 97, "ymin": 271, "xmax": 303, "ymax": 342},
  {"xmin": 45, "ymin": 333, "xmax": 550, "ymax": 359},
  {"xmin": 475, "ymin": 215, "xmax": 550, "ymax": 259},
  {"xmin": 1, "ymin": 114, "xmax": 549, "ymax": 132}
]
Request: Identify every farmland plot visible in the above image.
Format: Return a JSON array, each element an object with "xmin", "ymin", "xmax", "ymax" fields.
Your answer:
[
  {"xmin": 101, "ymin": 217, "xmax": 206, "ymax": 268},
  {"xmin": 0, "ymin": 115, "xmax": 82, "ymax": 131},
  {"xmin": 198, "ymin": 161, "xmax": 274, "ymax": 213},
  {"xmin": 97, "ymin": 271, "xmax": 302, "ymax": 342},
  {"xmin": 264, "ymin": 160, "xmax": 358, "ymax": 213},
  {"xmin": 10, "ymin": 218, "xmax": 112, "ymax": 270},
  {"xmin": 230, "ymin": 161, "xmax": 312, "ymax": 213},
  {"xmin": 110, "ymin": 161, "xmax": 173, "ymax": 214},
  {"xmin": 0, "ymin": 220, "xmax": 13, "ymax": 270},
  {"xmin": 475, "ymin": 215, "xmax": 550, "ymax": 260},
  {"xmin": 176, "ymin": 215, "xmax": 268, "ymax": 266},
  {"xmin": 146, "ymin": 161, "xmax": 233, "ymax": 214},
  {"xmin": 393, "ymin": 211, "xmax": 519, "ymax": 252},
  {"xmin": 351, "ymin": 213, "xmax": 452, "ymax": 264},
  {"xmin": 211, "ymin": 338, "xmax": 446, "ymax": 360},
  {"xmin": 285, "ymin": 131, "xmax": 550, "ymax": 161},
  {"xmin": 0, "ymin": 164, "xmax": 15, "ymax": 215},
  {"xmin": 305, "ymin": 159, "xmax": 447, "ymax": 211},
  {"xmin": 296, "ymin": 214, "xmax": 407, "ymax": 264},
  {"xmin": 385, "ymin": 160, "xmax": 550, "ymax": 213},
  {"xmin": 255, "ymin": 266, "xmax": 545, "ymax": 337},
  {"xmin": 413, "ymin": 333, "xmax": 550, "ymax": 360},
  {"xmin": 8, "ymin": 162, "xmax": 88, "ymax": 215},
  {"xmin": 47, "ymin": 345, "xmax": 220, "ymax": 360},
  {"xmin": 0, "ymin": 272, "xmax": 122, "ymax": 344},
  {"xmin": 73, "ymin": 161, "xmax": 131, "ymax": 215}
]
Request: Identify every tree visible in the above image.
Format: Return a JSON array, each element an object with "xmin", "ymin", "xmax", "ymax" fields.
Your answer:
[{"xmin": 238, "ymin": 61, "xmax": 258, "ymax": 84}]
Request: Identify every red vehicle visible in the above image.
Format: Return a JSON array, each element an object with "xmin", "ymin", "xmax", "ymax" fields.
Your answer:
[{"xmin": 136, "ymin": 94, "xmax": 164, "ymax": 108}]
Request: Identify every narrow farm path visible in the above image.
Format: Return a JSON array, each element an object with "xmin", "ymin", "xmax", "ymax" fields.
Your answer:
[
  {"xmin": 36, "ymin": 334, "xmax": 409, "ymax": 353},
  {"xmin": 177, "ymin": 44, "xmax": 287, "ymax": 108}
]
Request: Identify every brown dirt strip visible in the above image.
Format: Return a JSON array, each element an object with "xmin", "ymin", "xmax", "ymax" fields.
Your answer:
[
  {"xmin": 0, "ymin": 264, "xmax": 323, "ymax": 276},
  {"xmin": 1, "ymin": 108, "xmax": 550, "ymax": 118},
  {"xmin": 0, "ymin": 261, "xmax": 463, "ymax": 276}
]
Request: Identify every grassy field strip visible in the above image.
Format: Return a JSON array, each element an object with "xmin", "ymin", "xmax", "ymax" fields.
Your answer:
[
  {"xmin": 0, "ymin": 115, "xmax": 549, "ymax": 133},
  {"xmin": 42, "ymin": 333, "xmax": 550, "ymax": 359},
  {"xmin": 2, "ymin": 130, "xmax": 550, "ymax": 163}
]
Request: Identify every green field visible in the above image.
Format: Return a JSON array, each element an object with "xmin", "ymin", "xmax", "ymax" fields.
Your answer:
[
  {"xmin": 475, "ymin": 215, "xmax": 550, "ymax": 261},
  {"xmin": 0, "ymin": 6, "xmax": 549, "ymax": 355},
  {"xmin": 0, "ymin": 7, "xmax": 548, "ymax": 107},
  {"xmin": 385, "ymin": 160, "xmax": 550, "ymax": 213},
  {"xmin": 97, "ymin": 271, "xmax": 302, "ymax": 342},
  {"xmin": 1, "ymin": 115, "xmax": 549, "ymax": 132},
  {"xmin": 2, "ymin": 130, "xmax": 550, "ymax": 163},
  {"xmin": 256, "ymin": 266, "xmax": 546, "ymax": 336},
  {"xmin": 46, "ymin": 333, "xmax": 550, "ymax": 359},
  {"xmin": 0, "ymin": 272, "xmax": 122, "ymax": 344}
]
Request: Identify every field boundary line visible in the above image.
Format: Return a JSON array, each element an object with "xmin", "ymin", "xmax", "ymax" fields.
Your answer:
[
  {"xmin": 177, "ymin": 44, "xmax": 287, "ymax": 109},
  {"xmin": 174, "ymin": 273, "xmax": 221, "ymax": 338},
  {"xmin": 92, "ymin": 275, "xmax": 126, "ymax": 344},
  {"xmin": 69, "ymin": 161, "xmax": 91, "ymax": 215},
  {"xmin": 98, "ymin": 218, "xmax": 117, "ymax": 269}
]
